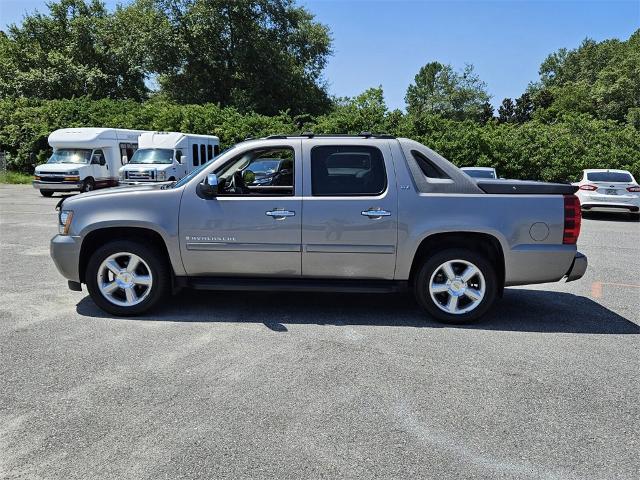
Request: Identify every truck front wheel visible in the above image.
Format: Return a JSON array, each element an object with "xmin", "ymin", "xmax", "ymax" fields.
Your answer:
[
  {"xmin": 81, "ymin": 178, "xmax": 95, "ymax": 193},
  {"xmin": 414, "ymin": 248, "xmax": 498, "ymax": 324},
  {"xmin": 85, "ymin": 240, "xmax": 170, "ymax": 316}
]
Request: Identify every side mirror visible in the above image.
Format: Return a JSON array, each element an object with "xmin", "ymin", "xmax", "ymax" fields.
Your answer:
[
  {"xmin": 197, "ymin": 173, "xmax": 218, "ymax": 198},
  {"xmin": 175, "ymin": 151, "xmax": 182, "ymax": 164},
  {"xmin": 99, "ymin": 157, "xmax": 106, "ymax": 166}
]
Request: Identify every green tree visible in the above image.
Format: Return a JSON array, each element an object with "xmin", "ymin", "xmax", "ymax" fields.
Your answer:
[
  {"xmin": 514, "ymin": 93, "xmax": 533, "ymax": 123},
  {"xmin": 0, "ymin": 0, "xmax": 148, "ymax": 100},
  {"xmin": 312, "ymin": 87, "xmax": 389, "ymax": 134},
  {"xmin": 127, "ymin": 0, "xmax": 333, "ymax": 115},
  {"xmin": 405, "ymin": 62, "xmax": 490, "ymax": 121},
  {"xmin": 534, "ymin": 30, "xmax": 640, "ymax": 122},
  {"xmin": 498, "ymin": 98, "xmax": 515, "ymax": 123},
  {"xmin": 479, "ymin": 101, "xmax": 494, "ymax": 124}
]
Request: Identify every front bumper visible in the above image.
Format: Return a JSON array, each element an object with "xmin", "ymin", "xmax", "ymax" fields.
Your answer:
[
  {"xmin": 33, "ymin": 180, "xmax": 81, "ymax": 191},
  {"xmin": 564, "ymin": 252, "xmax": 587, "ymax": 282},
  {"xmin": 50, "ymin": 234, "xmax": 82, "ymax": 283}
]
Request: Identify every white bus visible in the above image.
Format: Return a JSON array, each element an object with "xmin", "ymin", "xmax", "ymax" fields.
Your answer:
[
  {"xmin": 33, "ymin": 128, "xmax": 147, "ymax": 196},
  {"xmin": 119, "ymin": 132, "xmax": 220, "ymax": 184}
]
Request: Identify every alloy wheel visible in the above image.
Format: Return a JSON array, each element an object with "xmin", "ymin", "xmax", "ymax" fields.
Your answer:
[
  {"xmin": 428, "ymin": 259, "xmax": 486, "ymax": 315},
  {"xmin": 97, "ymin": 252, "xmax": 153, "ymax": 307}
]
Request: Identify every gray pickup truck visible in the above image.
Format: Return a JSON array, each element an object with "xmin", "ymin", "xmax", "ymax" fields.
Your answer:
[{"xmin": 50, "ymin": 133, "xmax": 587, "ymax": 323}]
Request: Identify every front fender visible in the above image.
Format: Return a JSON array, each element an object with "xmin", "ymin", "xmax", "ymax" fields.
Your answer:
[{"xmin": 65, "ymin": 187, "xmax": 186, "ymax": 277}]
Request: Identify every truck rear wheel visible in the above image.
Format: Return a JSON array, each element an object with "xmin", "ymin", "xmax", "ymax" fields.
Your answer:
[
  {"xmin": 40, "ymin": 190, "xmax": 54, "ymax": 197},
  {"xmin": 414, "ymin": 248, "xmax": 498, "ymax": 324},
  {"xmin": 85, "ymin": 240, "xmax": 170, "ymax": 316}
]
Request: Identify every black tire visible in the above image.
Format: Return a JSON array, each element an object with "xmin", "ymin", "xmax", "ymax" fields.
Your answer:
[
  {"xmin": 85, "ymin": 240, "xmax": 171, "ymax": 316},
  {"xmin": 40, "ymin": 190, "xmax": 54, "ymax": 197},
  {"xmin": 413, "ymin": 248, "xmax": 498, "ymax": 324},
  {"xmin": 81, "ymin": 178, "xmax": 95, "ymax": 193}
]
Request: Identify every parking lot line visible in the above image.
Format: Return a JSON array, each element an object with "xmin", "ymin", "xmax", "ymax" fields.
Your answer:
[{"xmin": 591, "ymin": 281, "xmax": 640, "ymax": 298}]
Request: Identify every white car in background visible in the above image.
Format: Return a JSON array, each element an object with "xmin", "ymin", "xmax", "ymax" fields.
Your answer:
[
  {"xmin": 574, "ymin": 169, "xmax": 640, "ymax": 218},
  {"xmin": 460, "ymin": 167, "xmax": 497, "ymax": 179}
]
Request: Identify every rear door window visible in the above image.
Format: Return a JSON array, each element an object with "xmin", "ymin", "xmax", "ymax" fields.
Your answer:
[
  {"xmin": 200, "ymin": 144, "xmax": 207, "ymax": 166},
  {"xmin": 311, "ymin": 146, "xmax": 387, "ymax": 196},
  {"xmin": 192, "ymin": 144, "xmax": 199, "ymax": 167}
]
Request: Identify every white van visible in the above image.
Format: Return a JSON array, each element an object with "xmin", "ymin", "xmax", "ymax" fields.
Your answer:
[
  {"xmin": 33, "ymin": 128, "xmax": 146, "ymax": 196},
  {"xmin": 119, "ymin": 132, "xmax": 220, "ymax": 184}
]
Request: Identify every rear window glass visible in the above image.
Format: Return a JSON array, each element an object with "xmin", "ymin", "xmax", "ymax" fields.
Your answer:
[
  {"xmin": 586, "ymin": 172, "xmax": 633, "ymax": 182},
  {"xmin": 311, "ymin": 146, "xmax": 387, "ymax": 196},
  {"xmin": 463, "ymin": 169, "xmax": 495, "ymax": 179},
  {"xmin": 412, "ymin": 150, "xmax": 450, "ymax": 179}
]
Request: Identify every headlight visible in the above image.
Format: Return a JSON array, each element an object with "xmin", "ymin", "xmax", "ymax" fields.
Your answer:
[
  {"xmin": 119, "ymin": 170, "xmax": 125, "ymax": 180},
  {"xmin": 67, "ymin": 170, "xmax": 79, "ymax": 175},
  {"xmin": 58, "ymin": 210, "xmax": 74, "ymax": 235},
  {"xmin": 157, "ymin": 171, "xmax": 166, "ymax": 181}
]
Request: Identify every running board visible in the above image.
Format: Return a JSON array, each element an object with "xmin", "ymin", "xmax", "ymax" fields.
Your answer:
[{"xmin": 185, "ymin": 277, "xmax": 407, "ymax": 294}]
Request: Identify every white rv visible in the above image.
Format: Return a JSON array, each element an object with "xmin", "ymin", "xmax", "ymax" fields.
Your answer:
[
  {"xmin": 33, "ymin": 128, "xmax": 146, "ymax": 196},
  {"xmin": 119, "ymin": 132, "xmax": 220, "ymax": 184}
]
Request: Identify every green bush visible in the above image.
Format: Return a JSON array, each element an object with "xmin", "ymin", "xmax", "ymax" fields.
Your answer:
[
  {"xmin": 1, "ymin": 94, "xmax": 638, "ymax": 183},
  {"xmin": 0, "ymin": 171, "xmax": 32, "ymax": 184}
]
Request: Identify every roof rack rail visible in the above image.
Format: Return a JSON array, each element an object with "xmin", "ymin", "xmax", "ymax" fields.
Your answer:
[{"xmin": 263, "ymin": 132, "xmax": 396, "ymax": 140}]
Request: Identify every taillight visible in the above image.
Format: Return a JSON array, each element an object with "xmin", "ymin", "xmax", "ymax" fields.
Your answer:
[
  {"xmin": 563, "ymin": 195, "xmax": 582, "ymax": 245},
  {"xmin": 579, "ymin": 184, "xmax": 598, "ymax": 191},
  {"xmin": 627, "ymin": 186, "xmax": 640, "ymax": 193}
]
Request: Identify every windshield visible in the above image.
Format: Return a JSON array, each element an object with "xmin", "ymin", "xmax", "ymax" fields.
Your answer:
[
  {"xmin": 586, "ymin": 172, "xmax": 633, "ymax": 183},
  {"xmin": 464, "ymin": 169, "xmax": 496, "ymax": 179},
  {"xmin": 48, "ymin": 149, "xmax": 92, "ymax": 164},
  {"xmin": 129, "ymin": 149, "xmax": 174, "ymax": 165}
]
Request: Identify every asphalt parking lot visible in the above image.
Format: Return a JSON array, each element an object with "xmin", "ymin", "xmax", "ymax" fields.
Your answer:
[{"xmin": 1, "ymin": 184, "xmax": 639, "ymax": 480}]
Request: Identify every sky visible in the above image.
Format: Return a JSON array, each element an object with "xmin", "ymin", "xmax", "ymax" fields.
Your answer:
[{"xmin": 1, "ymin": 0, "xmax": 638, "ymax": 110}]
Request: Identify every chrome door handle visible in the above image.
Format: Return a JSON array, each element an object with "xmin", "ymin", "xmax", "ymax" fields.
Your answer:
[
  {"xmin": 361, "ymin": 208, "xmax": 391, "ymax": 218},
  {"xmin": 266, "ymin": 209, "xmax": 295, "ymax": 219}
]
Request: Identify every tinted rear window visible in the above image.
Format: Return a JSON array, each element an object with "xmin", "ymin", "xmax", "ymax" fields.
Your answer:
[
  {"xmin": 311, "ymin": 146, "xmax": 387, "ymax": 196},
  {"xmin": 586, "ymin": 172, "xmax": 632, "ymax": 182},
  {"xmin": 463, "ymin": 169, "xmax": 495, "ymax": 179},
  {"xmin": 411, "ymin": 150, "xmax": 450, "ymax": 179}
]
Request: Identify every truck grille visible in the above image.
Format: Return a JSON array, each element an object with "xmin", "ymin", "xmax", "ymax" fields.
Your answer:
[
  {"xmin": 38, "ymin": 173, "xmax": 66, "ymax": 182},
  {"xmin": 126, "ymin": 170, "xmax": 155, "ymax": 181}
]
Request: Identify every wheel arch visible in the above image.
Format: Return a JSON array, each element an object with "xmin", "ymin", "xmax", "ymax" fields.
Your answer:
[
  {"xmin": 408, "ymin": 231, "xmax": 505, "ymax": 295},
  {"xmin": 79, "ymin": 226, "xmax": 173, "ymax": 283}
]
